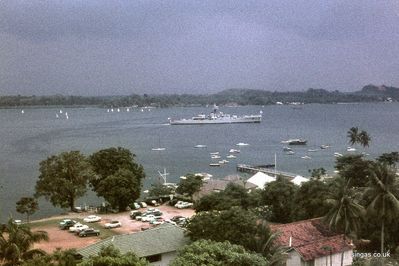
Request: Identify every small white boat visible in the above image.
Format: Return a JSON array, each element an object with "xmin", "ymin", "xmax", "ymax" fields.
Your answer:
[
  {"xmin": 226, "ymin": 154, "xmax": 236, "ymax": 159},
  {"xmin": 111, "ymin": 108, "xmax": 114, "ymax": 112},
  {"xmin": 222, "ymin": 159, "xmax": 229, "ymax": 163},
  {"xmin": 56, "ymin": 114, "xmax": 59, "ymax": 118},
  {"xmin": 117, "ymin": 108, "xmax": 120, "ymax": 112},
  {"xmin": 211, "ymin": 155, "xmax": 221, "ymax": 159},
  {"xmin": 21, "ymin": 110, "xmax": 24, "ymax": 114},
  {"xmin": 218, "ymin": 160, "xmax": 225, "ymax": 164},
  {"xmin": 347, "ymin": 147, "xmax": 356, "ymax": 152},
  {"xmin": 194, "ymin": 145, "xmax": 207, "ymax": 148},
  {"xmin": 283, "ymin": 146, "xmax": 292, "ymax": 152},
  {"xmin": 59, "ymin": 110, "xmax": 63, "ymax": 114},
  {"xmin": 229, "ymin": 149, "xmax": 240, "ymax": 153},
  {"xmin": 126, "ymin": 108, "xmax": 130, "ymax": 112},
  {"xmin": 334, "ymin": 152, "xmax": 343, "ymax": 157},
  {"xmin": 307, "ymin": 149, "xmax": 318, "ymax": 152},
  {"xmin": 236, "ymin": 143, "xmax": 249, "ymax": 146},
  {"xmin": 301, "ymin": 156, "xmax": 311, "ymax": 159},
  {"xmin": 107, "ymin": 109, "xmax": 110, "ymax": 113},
  {"xmin": 286, "ymin": 151, "xmax": 295, "ymax": 155},
  {"xmin": 320, "ymin": 144, "xmax": 330, "ymax": 149},
  {"xmin": 210, "ymin": 152, "xmax": 220, "ymax": 155},
  {"xmin": 209, "ymin": 163, "xmax": 221, "ymax": 167},
  {"xmin": 151, "ymin": 148, "xmax": 166, "ymax": 151}
]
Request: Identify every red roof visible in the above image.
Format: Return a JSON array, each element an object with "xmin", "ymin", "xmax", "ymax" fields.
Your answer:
[{"xmin": 270, "ymin": 218, "xmax": 353, "ymax": 261}]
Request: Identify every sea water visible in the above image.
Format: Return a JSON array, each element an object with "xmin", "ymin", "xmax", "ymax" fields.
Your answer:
[{"xmin": 0, "ymin": 103, "xmax": 398, "ymax": 221}]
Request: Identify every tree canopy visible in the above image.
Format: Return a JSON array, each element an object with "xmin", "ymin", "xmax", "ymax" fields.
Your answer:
[
  {"xmin": 0, "ymin": 218, "xmax": 49, "ymax": 265},
  {"xmin": 175, "ymin": 174, "xmax": 203, "ymax": 199},
  {"xmin": 170, "ymin": 240, "xmax": 268, "ymax": 266},
  {"xmin": 261, "ymin": 177, "xmax": 298, "ymax": 223},
  {"xmin": 16, "ymin": 197, "xmax": 39, "ymax": 223},
  {"xmin": 35, "ymin": 151, "xmax": 93, "ymax": 211},
  {"xmin": 186, "ymin": 207, "xmax": 258, "ymax": 250},
  {"xmin": 89, "ymin": 147, "xmax": 145, "ymax": 211}
]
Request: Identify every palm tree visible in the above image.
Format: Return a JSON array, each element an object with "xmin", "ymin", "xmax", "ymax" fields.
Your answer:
[
  {"xmin": 0, "ymin": 218, "xmax": 48, "ymax": 265},
  {"xmin": 364, "ymin": 163, "xmax": 399, "ymax": 255},
  {"xmin": 324, "ymin": 176, "xmax": 365, "ymax": 266},
  {"xmin": 358, "ymin": 130, "xmax": 371, "ymax": 148},
  {"xmin": 347, "ymin": 127, "xmax": 359, "ymax": 146},
  {"xmin": 253, "ymin": 221, "xmax": 288, "ymax": 266}
]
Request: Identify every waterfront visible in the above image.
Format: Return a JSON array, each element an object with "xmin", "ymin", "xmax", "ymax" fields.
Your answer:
[{"xmin": 1, "ymin": 103, "xmax": 399, "ymax": 221}]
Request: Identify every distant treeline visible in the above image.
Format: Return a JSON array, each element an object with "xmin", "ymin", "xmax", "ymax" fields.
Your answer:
[{"xmin": 0, "ymin": 85, "xmax": 397, "ymax": 107}]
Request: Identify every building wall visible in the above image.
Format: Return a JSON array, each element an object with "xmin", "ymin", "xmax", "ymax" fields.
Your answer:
[
  {"xmin": 150, "ymin": 251, "xmax": 177, "ymax": 266},
  {"xmin": 286, "ymin": 250, "xmax": 303, "ymax": 266},
  {"xmin": 314, "ymin": 250, "xmax": 353, "ymax": 266}
]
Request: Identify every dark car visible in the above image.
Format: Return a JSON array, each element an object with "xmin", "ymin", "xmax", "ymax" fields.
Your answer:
[
  {"xmin": 152, "ymin": 211, "xmax": 163, "ymax": 216},
  {"xmin": 79, "ymin": 228, "xmax": 100, "ymax": 237},
  {"xmin": 130, "ymin": 211, "xmax": 142, "ymax": 219},
  {"xmin": 59, "ymin": 219, "xmax": 77, "ymax": 230},
  {"xmin": 171, "ymin": 216, "xmax": 184, "ymax": 222}
]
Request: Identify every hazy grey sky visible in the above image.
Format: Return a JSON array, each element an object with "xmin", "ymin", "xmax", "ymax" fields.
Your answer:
[{"xmin": 1, "ymin": 1, "xmax": 399, "ymax": 95}]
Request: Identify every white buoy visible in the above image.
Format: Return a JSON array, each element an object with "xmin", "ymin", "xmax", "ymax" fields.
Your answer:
[
  {"xmin": 59, "ymin": 110, "xmax": 63, "ymax": 114},
  {"xmin": 117, "ymin": 108, "xmax": 120, "ymax": 112},
  {"xmin": 21, "ymin": 110, "xmax": 24, "ymax": 114}
]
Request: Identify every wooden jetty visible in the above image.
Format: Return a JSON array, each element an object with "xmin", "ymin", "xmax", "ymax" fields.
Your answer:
[{"xmin": 236, "ymin": 164, "xmax": 298, "ymax": 180}]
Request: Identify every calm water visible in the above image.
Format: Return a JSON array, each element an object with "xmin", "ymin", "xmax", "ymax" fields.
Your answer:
[{"xmin": 1, "ymin": 103, "xmax": 398, "ymax": 221}]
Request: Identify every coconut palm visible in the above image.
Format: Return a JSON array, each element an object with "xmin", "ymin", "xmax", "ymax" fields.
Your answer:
[
  {"xmin": 364, "ymin": 163, "xmax": 399, "ymax": 255},
  {"xmin": 324, "ymin": 176, "xmax": 365, "ymax": 266},
  {"xmin": 0, "ymin": 218, "xmax": 48, "ymax": 265},
  {"xmin": 253, "ymin": 221, "xmax": 288, "ymax": 266},
  {"xmin": 358, "ymin": 130, "xmax": 371, "ymax": 148},
  {"xmin": 347, "ymin": 127, "xmax": 359, "ymax": 146}
]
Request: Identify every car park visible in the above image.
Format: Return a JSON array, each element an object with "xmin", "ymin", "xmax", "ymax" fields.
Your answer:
[
  {"xmin": 79, "ymin": 228, "xmax": 100, "ymax": 237},
  {"xmin": 104, "ymin": 220, "xmax": 122, "ymax": 228},
  {"xmin": 59, "ymin": 219, "xmax": 77, "ymax": 230},
  {"xmin": 69, "ymin": 223, "xmax": 89, "ymax": 233},
  {"xmin": 83, "ymin": 215, "xmax": 102, "ymax": 223}
]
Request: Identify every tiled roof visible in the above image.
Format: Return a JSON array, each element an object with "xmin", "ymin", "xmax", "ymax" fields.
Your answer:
[
  {"xmin": 270, "ymin": 218, "xmax": 352, "ymax": 261},
  {"xmin": 194, "ymin": 177, "xmax": 246, "ymax": 199},
  {"xmin": 78, "ymin": 224, "xmax": 190, "ymax": 259}
]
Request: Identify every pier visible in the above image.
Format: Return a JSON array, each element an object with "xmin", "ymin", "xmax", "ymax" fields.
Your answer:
[{"xmin": 236, "ymin": 164, "xmax": 298, "ymax": 180}]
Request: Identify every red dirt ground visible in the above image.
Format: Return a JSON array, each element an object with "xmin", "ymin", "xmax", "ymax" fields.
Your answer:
[{"xmin": 33, "ymin": 205, "xmax": 195, "ymax": 253}]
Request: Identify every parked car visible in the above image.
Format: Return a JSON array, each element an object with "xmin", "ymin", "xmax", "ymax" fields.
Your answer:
[
  {"xmin": 150, "ymin": 217, "xmax": 164, "ymax": 225},
  {"xmin": 171, "ymin": 216, "xmax": 184, "ymax": 222},
  {"xmin": 104, "ymin": 220, "xmax": 122, "ymax": 229},
  {"xmin": 140, "ymin": 202, "xmax": 147, "ymax": 208},
  {"xmin": 133, "ymin": 202, "xmax": 141, "ymax": 209},
  {"xmin": 83, "ymin": 215, "xmax": 101, "ymax": 223},
  {"xmin": 164, "ymin": 219, "xmax": 177, "ymax": 226},
  {"xmin": 59, "ymin": 219, "xmax": 77, "ymax": 229},
  {"xmin": 175, "ymin": 201, "xmax": 193, "ymax": 209},
  {"xmin": 79, "ymin": 228, "xmax": 100, "ymax": 237},
  {"xmin": 141, "ymin": 214, "xmax": 156, "ymax": 222},
  {"xmin": 69, "ymin": 223, "xmax": 89, "ymax": 233},
  {"xmin": 130, "ymin": 210, "xmax": 142, "ymax": 219},
  {"xmin": 149, "ymin": 200, "xmax": 159, "ymax": 206}
]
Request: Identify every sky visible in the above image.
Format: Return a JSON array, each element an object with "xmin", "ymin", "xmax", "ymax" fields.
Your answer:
[{"xmin": 1, "ymin": 1, "xmax": 399, "ymax": 96}]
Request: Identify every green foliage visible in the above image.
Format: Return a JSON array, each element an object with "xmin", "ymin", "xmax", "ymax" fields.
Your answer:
[
  {"xmin": 347, "ymin": 127, "xmax": 371, "ymax": 147},
  {"xmin": 308, "ymin": 168, "xmax": 326, "ymax": 180},
  {"xmin": 0, "ymin": 218, "xmax": 48, "ymax": 265},
  {"xmin": 324, "ymin": 176, "xmax": 365, "ymax": 238},
  {"xmin": 363, "ymin": 163, "xmax": 399, "ymax": 254},
  {"xmin": 377, "ymin": 152, "xmax": 399, "ymax": 166},
  {"xmin": 195, "ymin": 183, "xmax": 261, "ymax": 212},
  {"xmin": 94, "ymin": 168, "xmax": 142, "ymax": 211},
  {"xmin": 77, "ymin": 245, "xmax": 148, "ymax": 266},
  {"xmin": 335, "ymin": 154, "xmax": 372, "ymax": 187},
  {"xmin": 35, "ymin": 151, "xmax": 92, "ymax": 211},
  {"xmin": 176, "ymin": 174, "xmax": 203, "ymax": 198},
  {"xmin": 21, "ymin": 248, "xmax": 79, "ymax": 266},
  {"xmin": 186, "ymin": 207, "xmax": 258, "ymax": 250},
  {"xmin": 148, "ymin": 183, "xmax": 174, "ymax": 197},
  {"xmin": 261, "ymin": 177, "xmax": 299, "ymax": 223},
  {"xmin": 16, "ymin": 197, "xmax": 39, "ymax": 223},
  {"xmin": 291, "ymin": 179, "xmax": 331, "ymax": 220},
  {"xmin": 89, "ymin": 147, "xmax": 145, "ymax": 211},
  {"xmin": 170, "ymin": 239, "xmax": 269, "ymax": 266}
]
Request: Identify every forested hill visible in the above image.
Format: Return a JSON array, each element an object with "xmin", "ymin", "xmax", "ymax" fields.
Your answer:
[{"xmin": 0, "ymin": 85, "xmax": 397, "ymax": 107}]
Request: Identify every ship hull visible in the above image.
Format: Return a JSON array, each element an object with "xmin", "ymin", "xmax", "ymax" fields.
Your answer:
[{"xmin": 170, "ymin": 116, "xmax": 261, "ymax": 125}]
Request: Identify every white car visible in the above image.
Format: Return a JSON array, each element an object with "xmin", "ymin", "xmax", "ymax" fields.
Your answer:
[
  {"xmin": 141, "ymin": 214, "xmax": 156, "ymax": 222},
  {"xmin": 175, "ymin": 201, "xmax": 193, "ymax": 209},
  {"xmin": 83, "ymin": 215, "xmax": 102, "ymax": 223},
  {"xmin": 104, "ymin": 221, "xmax": 122, "ymax": 229},
  {"xmin": 69, "ymin": 223, "xmax": 89, "ymax": 233}
]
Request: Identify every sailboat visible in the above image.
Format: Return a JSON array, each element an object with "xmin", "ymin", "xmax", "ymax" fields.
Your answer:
[{"xmin": 151, "ymin": 135, "xmax": 166, "ymax": 151}]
